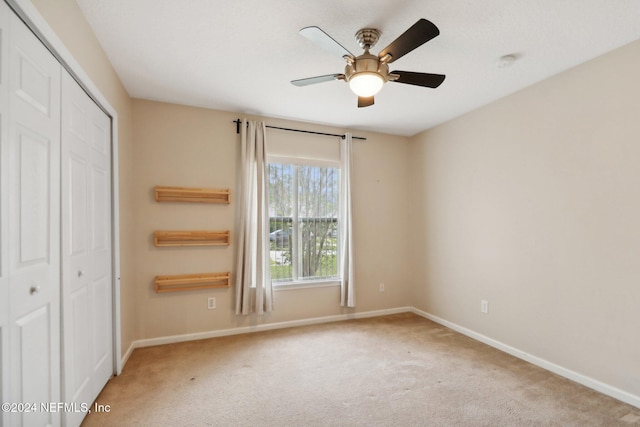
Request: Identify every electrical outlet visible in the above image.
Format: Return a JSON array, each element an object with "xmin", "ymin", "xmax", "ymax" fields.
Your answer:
[
  {"xmin": 379, "ymin": 283, "xmax": 385, "ymax": 292},
  {"xmin": 480, "ymin": 300, "xmax": 489, "ymax": 314},
  {"xmin": 208, "ymin": 297, "xmax": 216, "ymax": 310}
]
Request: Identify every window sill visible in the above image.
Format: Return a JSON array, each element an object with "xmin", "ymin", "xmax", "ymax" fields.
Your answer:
[{"xmin": 273, "ymin": 279, "xmax": 341, "ymax": 291}]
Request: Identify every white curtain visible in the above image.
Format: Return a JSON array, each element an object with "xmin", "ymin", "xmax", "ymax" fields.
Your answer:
[
  {"xmin": 235, "ymin": 119, "xmax": 273, "ymax": 315},
  {"xmin": 339, "ymin": 133, "xmax": 355, "ymax": 307}
]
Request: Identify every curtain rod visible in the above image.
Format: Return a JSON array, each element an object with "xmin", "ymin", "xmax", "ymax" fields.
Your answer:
[{"xmin": 233, "ymin": 119, "xmax": 366, "ymax": 141}]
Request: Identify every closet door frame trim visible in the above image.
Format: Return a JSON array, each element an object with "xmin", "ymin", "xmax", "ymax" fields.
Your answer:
[{"xmin": 6, "ymin": 0, "xmax": 123, "ymax": 375}]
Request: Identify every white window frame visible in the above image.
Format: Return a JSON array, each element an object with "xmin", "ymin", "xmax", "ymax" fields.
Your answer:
[{"xmin": 267, "ymin": 155, "xmax": 342, "ymax": 289}]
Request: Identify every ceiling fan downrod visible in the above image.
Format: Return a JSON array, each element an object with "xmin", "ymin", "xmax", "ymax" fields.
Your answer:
[{"xmin": 355, "ymin": 28, "xmax": 381, "ymax": 49}]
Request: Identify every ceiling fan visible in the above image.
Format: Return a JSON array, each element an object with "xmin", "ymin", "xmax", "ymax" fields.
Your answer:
[{"xmin": 291, "ymin": 19, "xmax": 446, "ymax": 108}]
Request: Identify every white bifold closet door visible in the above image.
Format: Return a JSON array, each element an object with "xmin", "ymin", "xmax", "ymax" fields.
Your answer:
[
  {"xmin": 0, "ymin": 2, "xmax": 114, "ymax": 426},
  {"xmin": 5, "ymin": 5, "xmax": 62, "ymax": 427},
  {"xmin": 60, "ymin": 71, "xmax": 113, "ymax": 427}
]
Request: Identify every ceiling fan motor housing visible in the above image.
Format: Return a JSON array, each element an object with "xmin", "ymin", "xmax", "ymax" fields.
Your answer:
[
  {"xmin": 344, "ymin": 51, "xmax": 390, "ymax": 83},
  {"xmin": 343, "ymin": 28, "xmax": 398, "ymax": 84}
]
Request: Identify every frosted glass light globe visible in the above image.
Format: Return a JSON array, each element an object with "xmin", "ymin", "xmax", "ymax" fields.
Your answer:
[{"xmin": 349, "ymin": 72, "xmax": 384, "ymax": 97}]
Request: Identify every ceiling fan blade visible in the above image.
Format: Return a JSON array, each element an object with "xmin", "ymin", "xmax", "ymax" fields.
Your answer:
[
  {"xmin": 358, "ymin": 96, "xmax": 374, "ymax": 108},
  {"xmin": 291, "ymin": 74, "xmax": 344, "ymax": 87},
  {"xmin": 300, "ymin": 26, "xmax": 354, "ymax": 59},
  {"xmin": 391, "ymin": 71, "xmax": 446, "ymax": 88},
  {"xmin": 378, "ymin": 19, "xmax": 440, "ymax": 63}
]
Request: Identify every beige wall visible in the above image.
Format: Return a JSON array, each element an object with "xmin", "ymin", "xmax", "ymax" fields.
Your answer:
[
  {"xmin": 31, "ymin": 0, "xmax": 136, "ymax": 357},
  {"xmin": 132, "ymin": 99, "xmax": 412, "ymax": 339},
  {"xmin": 409, "ymin": 39, "xmax": 640, "ymax": 398}
]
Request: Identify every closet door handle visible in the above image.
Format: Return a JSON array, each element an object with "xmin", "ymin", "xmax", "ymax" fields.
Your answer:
[
  {"xmin": 30, "ymin": 285, "xmax": 40, "ymax": 295},
  {"xmin": 78, "ymin": 270, "xmax": 85, "ymax": 278}
]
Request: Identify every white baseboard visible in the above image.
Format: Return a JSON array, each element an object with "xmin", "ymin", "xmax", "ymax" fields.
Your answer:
[
  {"xmin": 120, "ymin": 341, "xmax": 136, "ymax": 371},
  {"xmin": 410, "ymin": 307, "xmax": 640, "ymax": 410},
  {"xmin": 123, "ymin": 306, "xmax": 411, "ymax": 357}
]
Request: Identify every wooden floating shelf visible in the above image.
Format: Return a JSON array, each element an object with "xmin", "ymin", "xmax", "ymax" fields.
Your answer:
[
  {"xmin": 155, "ymin": 272, "xmax": 230, "ymax": 293},
  {"xmin": 155, "ymin": 186, "xmax": 230, "ymax": 204},
  {"xmin": 154, "ymin": 230, "xmax": 230, "ymax": 247}
]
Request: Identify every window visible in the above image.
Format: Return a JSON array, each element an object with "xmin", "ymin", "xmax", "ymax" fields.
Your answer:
[{"xmin": 268, "ymin": 160, "xmax": 340, "ymax": 284}]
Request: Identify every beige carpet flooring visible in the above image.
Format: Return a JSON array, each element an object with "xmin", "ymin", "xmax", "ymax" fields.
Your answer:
[{"xmin": 82, "ymin": 313, "xmax": 640, "ymax": 426}]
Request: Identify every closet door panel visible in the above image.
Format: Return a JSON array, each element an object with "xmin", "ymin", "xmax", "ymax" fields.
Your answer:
[
  {"xmin": 14, "ymin": 306, "xmax": 54, "ymax": 427},
  {"xmin": 70, "ymin": 286, "xmax": 90, "ymax": 391},
  {"xmin": 8, "ymin": 9, "xmax": 61, "ymax": 427},
  {"xmin": 62, "ymin": 72, "xmax": 91, "ymax": 412},
  {"xmin": 14, "ymin": 47, "xmax": 52, "ymax": 115},
  {"xmin": 70, "ymin": 155, "xmax": 89, "ymax": 255},
  {"xmin": 16, "ymin": 129, "xmax": 50, "ymax": 263},
  {"xmin": 91, "ymin": 165, "xmax": 108, "ymax": 251},
  {"xmin": 86, "ymin": 93, "xmax": 113, "ymax": 401},
  {"xmin": 61, "ymin": 70, "xmax": 112, "ymax": 427},
  {"xmin": 91, "ymin": 275, "xmax": 110, "ymax": 372}
]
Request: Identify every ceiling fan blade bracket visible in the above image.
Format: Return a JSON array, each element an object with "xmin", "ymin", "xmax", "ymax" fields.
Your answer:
[
  {"xmin": 379, "ymin": 53, "xmax": 393, "ymax": 64},
  {"xmin": 344, "ymin": 55, "xmax": 356, "ymax": 64}
]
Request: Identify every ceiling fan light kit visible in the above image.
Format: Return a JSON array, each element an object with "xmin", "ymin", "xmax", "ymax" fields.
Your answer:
[
  {"xmin": 349, "ymin": 72, "xmax": 384, "ymax": 97},
  {"xmin": 292, "ymin": 18, "xmax": 446, "ymax": 107}
]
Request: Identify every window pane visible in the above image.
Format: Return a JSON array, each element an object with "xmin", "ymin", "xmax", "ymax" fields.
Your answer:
[
  {"xmin": 268, "ymin": 163, "xmax": 294, "ymax": 281},
  {"xmin": 268, "ymin": 162, "xmax": 339, "ymax": 283},
  {"xmin": 297, "ymin": 165, "xmax": 339, "ymax": 280}
]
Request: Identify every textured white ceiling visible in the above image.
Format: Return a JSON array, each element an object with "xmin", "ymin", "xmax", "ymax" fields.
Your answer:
[{"xmin": 75, "ymin": 0, "xmax": 640, "ymax": 136}]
